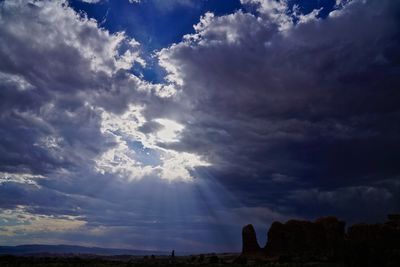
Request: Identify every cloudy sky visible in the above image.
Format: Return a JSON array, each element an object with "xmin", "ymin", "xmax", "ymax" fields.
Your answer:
[{"xmin": 0, "ymin": 0, "xmax": 399, "ymax": 253}]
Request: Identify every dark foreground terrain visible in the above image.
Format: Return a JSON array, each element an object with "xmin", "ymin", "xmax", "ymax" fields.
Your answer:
[
  {"xmin": 0, "ymin": 253, "xmax": 364, "ymax": 267},
  {"xmin": 2, "ymin": 252, "xmax": 400, "ymax": 267}
]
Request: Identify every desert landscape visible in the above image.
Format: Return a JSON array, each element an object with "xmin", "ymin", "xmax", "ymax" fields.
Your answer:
[{"xmin": 1, "ymin": 214, "xmax": 399, "ymax": 266}]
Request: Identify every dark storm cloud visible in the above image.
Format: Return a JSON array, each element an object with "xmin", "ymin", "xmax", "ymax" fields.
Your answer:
[{"xmin": 157, "ymin": 0, "xmax": 400, "ymax": 220}]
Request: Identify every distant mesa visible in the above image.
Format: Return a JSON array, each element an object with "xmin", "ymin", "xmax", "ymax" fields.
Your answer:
[
  {"xmin": 242, "ymin": 214, "xmax": 400, "ymax": 264},
  {"xmin": 0, "ymin": 244, "xmax": 169, "ymax": 256}
]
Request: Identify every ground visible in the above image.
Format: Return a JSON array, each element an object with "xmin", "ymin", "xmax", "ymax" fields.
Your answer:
[{"xmin": 0, "ymin": 254, "xmax": 368, "ymax": 267}]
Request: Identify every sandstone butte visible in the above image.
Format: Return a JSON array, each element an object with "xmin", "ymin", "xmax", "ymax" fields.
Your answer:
[{"xmin": 241, "ymin": 214, "xmax": 400, "ymax": 262}]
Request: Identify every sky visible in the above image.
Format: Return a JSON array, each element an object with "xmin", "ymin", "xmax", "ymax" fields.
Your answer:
[{"xmin": 0, "ymin": 0, "xmax": 399, "ymax": 253}]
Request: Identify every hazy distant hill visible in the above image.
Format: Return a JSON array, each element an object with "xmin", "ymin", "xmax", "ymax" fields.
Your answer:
[{"xmin": 0, "ymin": 244, "xmax": 169, "ymax": 256}]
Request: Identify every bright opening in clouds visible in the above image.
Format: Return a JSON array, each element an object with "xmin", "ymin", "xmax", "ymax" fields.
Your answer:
[
  {"xmin": 0, "ymin": 0, "xmax": 399, "ymax": 253},
  {"xmin": 153, "ymin": 119, "xmax": 184, "ymax": 143},
  {"xmin": 95, "ymin": 105, "xmax": 209, "ymax": 181}
]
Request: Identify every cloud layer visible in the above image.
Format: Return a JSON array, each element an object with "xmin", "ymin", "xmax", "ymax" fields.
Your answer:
[
  {"xmin": 157, "ymin": 0, "xmax": 400, "ymax": 219},
  {"xmin": 0, "ymin": 0, "xmax": 399, "ymax": 252}
]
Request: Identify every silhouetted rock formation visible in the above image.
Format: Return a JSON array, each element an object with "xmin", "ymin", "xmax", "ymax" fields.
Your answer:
[
  {"xmin": 345, "ymin": 215, "xmax": 400, "ymax": 266},
  {"xmin": 242, "ymin": 214, "xmax": 400, "ymax": 265},
  {"xmin": 265, "ymin": 217, "xmax": 345, "ymax": 260},
  {"xmin": 348, "ymin": 214, "xmax": 400, "ymax": 250},
  {"xmin": 241, "ymin": 224, "xmax": 261, "ymax": 254}
]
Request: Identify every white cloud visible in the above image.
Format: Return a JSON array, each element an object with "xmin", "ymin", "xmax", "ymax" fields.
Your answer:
[
  {"xmin": 0, "ymin": 172, "xmax": 45, "ymax": 186},
  {"xmin": 241, "ymin": 0, "xmax": 324, "ymax": 30},
  {"xmin": 95, "ymin": 105, "xmax": 209, "ymax": 181},
  {"xmin": 153, "ymin": 118, "xmax": 184, "ymax": 143},
  {"xmin": 157, "ymin": 151, "xmax": 209, "ymax": 181},
  {"xmin": 0, "ymin": 206, "xmax": 86, "ymax": 237},
  {"xmin": 0, "ymin": 0, "xmax": 155, "ymax": 180},
  {"xmin": 80, "ymin": 0, "xmax": 102, "ymax": 3},
  {"xmin": 0, "ymin": 72, "xmax": 34, "ymax": 91},
  {"xmin": 241, "ymin": 0, "xmax": 293, "ymax": 30},
  {"xmin": 0, "ymin": 0, "xmax": 143, "ymax": 82}
]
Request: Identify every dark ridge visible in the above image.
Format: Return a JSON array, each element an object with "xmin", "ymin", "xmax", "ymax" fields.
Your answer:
[{"xmin": 242, "ymin": 214, "xmax": 400, "ymax": 265}]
